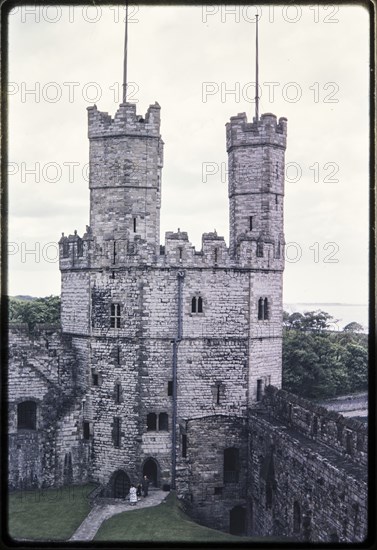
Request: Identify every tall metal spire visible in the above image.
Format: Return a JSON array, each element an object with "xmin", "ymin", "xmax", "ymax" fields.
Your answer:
[
  {"xmin": 255, "ymin": 14, "xmax": 259, "ymax": 121},
  {"xmin": 122, "ymin": 3, "xmax": 129, "ymax": 103}
]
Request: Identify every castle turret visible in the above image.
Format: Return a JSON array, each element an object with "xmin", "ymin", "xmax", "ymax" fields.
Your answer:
[
  {"xmin": 226, "ymin": 111, "xmax": 287, "ymax": 401},
  {"xmin": 226, "ymin": 112, "xmax": 287, "ymax": 268},
  {"xmin": 87, "ymin": 101, "xmax": 164, "ymax": 260}
]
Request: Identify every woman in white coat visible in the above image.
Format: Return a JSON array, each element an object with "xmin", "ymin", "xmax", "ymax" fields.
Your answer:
[{"xmin": 129, "ymin": 484, "xmax": 137, "ymax": 506}]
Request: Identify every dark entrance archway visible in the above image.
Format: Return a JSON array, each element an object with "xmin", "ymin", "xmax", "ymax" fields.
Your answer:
[
  {"xmin": 229, "ymin": 505, "xmax": 246, "ymax": 536},
  {"xmin": 112, "ymin": 470, "xmax": 131, "ymax": 498},
  {"xmin": 142, "ymin": 458, "xmax": 159, "ymax": 487}
]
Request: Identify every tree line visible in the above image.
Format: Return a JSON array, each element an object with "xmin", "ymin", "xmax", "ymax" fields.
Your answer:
[
  {"xmin": 282, "ymin": 310, "xmax": 367, "ymax": 399},
  {"xmin": 8, "ymin": 297, "xmax": 368, "ymax": 400}
]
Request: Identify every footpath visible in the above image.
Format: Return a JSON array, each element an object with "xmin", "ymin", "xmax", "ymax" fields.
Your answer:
[{"xmin": 69, "ymin": 489, "xmax": 168, "ymax": 541}]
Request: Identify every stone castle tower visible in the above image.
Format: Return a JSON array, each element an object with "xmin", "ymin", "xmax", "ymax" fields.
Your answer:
[
  {"xmin": 57, "ymin": 97, "xmax": 287, "ymax": 495},
  {"xmin": 8, "ymin": 29, "xmax": 368, "ymax": 541}
]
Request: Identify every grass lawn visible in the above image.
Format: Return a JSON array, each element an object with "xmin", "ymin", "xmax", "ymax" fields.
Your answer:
[
  {"xmin": 8, "ymin": 484, "xmax": 97, "ymax": 541},
  {"xmin": 95, "ymin": 492, "xmax": 286, "ymax": 542}
]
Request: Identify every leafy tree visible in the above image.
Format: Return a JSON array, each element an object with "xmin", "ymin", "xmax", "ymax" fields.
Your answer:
[
  {"xmin": 343, "ymin": 321, "xmax": 364, "ymax": 333},
  {"xmin": 282, "ymin": 312, "xmax": 368, "ymax": 399},
  {"xmin": 283, "ymin": 310, "xmax": 338, "ymax": 332},
  {"xmin": 9, "ymin": 296, "xmax": 60, "ymax": 330},
  {"xmin": 342, "ymin": 342, "xmax": 368, "ymax": 392},
  {"xmin": 286, "ymin": 312, "xmax": 304, "ymax": 330}
]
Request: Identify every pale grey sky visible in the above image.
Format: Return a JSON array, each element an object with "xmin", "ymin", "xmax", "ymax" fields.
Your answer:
[{"xmin": 8, "ymin": 4, "xmax": 370, "ymax": 304}]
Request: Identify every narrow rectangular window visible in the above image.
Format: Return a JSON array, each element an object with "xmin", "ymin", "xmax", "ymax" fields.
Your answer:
[
  {"xmin": 113, "ymin": 241, "xmax": 116, "ymax": 264},
  {"xmin": 179, "ymin": 247, "xmax": 183, "ymax": 260},
  {"xmin": 117, "ymin": 346, "xmax": 120, "ymax": 365},
  {"xmin": 249, "ymin": 216, "xmax": 253, "ymax": 231},
  {"xmin": 111, "ymin": 303, "xmax": 121, "ymax": 328},
  {"xmin": 256, "ymin": 379, "xmax": 263, "ymax": 402},
  {"xmin": 147, "ymin": 413, "xmax": 157, "ymax": 431},
  {"xmin": 264, "ymin": 298, "xmax": 269, "ymax": 320},
  {"xmin": 113, "ymin": 417, "xmax": 121, "ymax": 447},
  {"xmin": 216, "ymin": 383, "xmax": 221, "ymax": 405},
  {"xmin": 115, "ymin": 384, "xmax": 121, "ymax": 404},
  {"xmin": 133, "ymin": 217, "xmax": 137, "ymax": 233},
  {"xmin": 159, "ymin": 412, "xmax": 169, "ymax": 431},
  {"xmin": 83, "ymin": 421, "xmax": 90, "ymax": 440},
  {"xmin": 182, "ymin": 434, "xmax": 187, "ymax": 458},
  {"xmin": 92, "ymin": 372, "xmax": 99, "ymax": 386},
  {"xmin": 168, "ymin": 381, "xmax": 173, "ymax": 396},
  {"xmin": 214, "ymin": 248, "xmax": 218, "ymax": 263}
]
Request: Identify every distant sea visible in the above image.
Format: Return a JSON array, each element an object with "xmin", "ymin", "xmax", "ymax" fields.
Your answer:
[{"xmin": 283, "ymin": 303, "xmax": 369, "ymax": 332}]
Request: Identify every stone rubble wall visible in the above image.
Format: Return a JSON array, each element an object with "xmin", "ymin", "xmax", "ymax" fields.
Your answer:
[{"xmin": 8, "ymin": 325, "xmax": 89, "ymax": 490}]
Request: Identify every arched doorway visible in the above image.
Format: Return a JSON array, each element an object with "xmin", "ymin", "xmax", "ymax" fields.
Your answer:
[
  {"xmin": 142, "ymin": 458, "xmax": 159, "ymax": 487},
  {"xmin": 229, "ymin": 505, "xmax": 246, "ymax": 536},
  {"xmin": 112, "ymin": 470, "xmax": 131, "ymax": 498}
]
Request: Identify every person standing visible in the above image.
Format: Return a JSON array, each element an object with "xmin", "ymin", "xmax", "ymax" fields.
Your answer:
[
  {"xmin": 142, "ymin": 475, "xmax": 149, "ymax": 497},
  {"xmin": 129, "ymin": 484, "xmax": 137, "ymax": 506}
]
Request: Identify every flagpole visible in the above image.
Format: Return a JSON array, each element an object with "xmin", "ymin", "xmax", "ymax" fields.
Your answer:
[
  {"xmin": 255, "ymin": 14, "xmax": 259, "ymax": 121},
  {"xmin": 122, "ymin": 3, "xmax": 128, "ymax": 103}
]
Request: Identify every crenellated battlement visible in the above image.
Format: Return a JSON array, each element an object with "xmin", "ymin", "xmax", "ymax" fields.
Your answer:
[
  {"xmin": 261, "ymin": 386, "xmax": 368, "ymax": 466},
  {"xmin": 226, "ymin": 112, "xmax": 287, "ymax": 152},
  {"xmin": 59, "ymin": 226, "xmax": 93, "ymax": 269},
  {"xmin": 59, "ymin": 225, "xmax": 284, "ymax": 271},
  {"xmin": 87, "ymin": 101, "xmax": 161, "ymax": 139}
]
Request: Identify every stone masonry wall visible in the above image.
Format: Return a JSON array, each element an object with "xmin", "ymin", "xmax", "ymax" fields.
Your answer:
[
  {"xmin": 87, "ymin": 102, "xmax": 163, "ymax": 253},
  {"xmin": 248, "ymin": 388, "xmax": 368, "ymax": 542},
  {"xmin": 226, "ymin": 112, "xmax": 287, "ymax": 260},
  {"xmin": 8, "ymin": 325, "xmax": 90, "ymax": 490},
  {"xmin": 179, "ymin": 415, "xmax": 248, "ymax": 533},
  {"xmin": 263, "ymin": 386, "xmax": 368, "ymax": 466}
]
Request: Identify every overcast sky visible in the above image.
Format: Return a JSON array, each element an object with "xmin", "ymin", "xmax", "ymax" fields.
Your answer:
[{"xmin": 7, "ymin": 4, "xmax": 370, "ymax": 306}]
